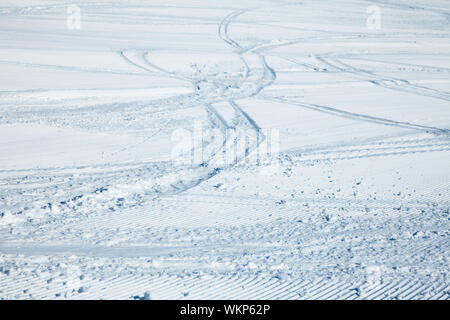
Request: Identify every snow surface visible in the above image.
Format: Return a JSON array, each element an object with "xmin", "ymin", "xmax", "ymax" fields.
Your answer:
[{"xmin": 0, "ymin": 0, "xmax": 449, "ymax": 299}]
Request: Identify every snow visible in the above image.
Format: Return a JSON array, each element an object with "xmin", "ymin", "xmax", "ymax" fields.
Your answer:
[{"xmin": 0, "ymin": 0, "xmax": 449, "ymax": 300}]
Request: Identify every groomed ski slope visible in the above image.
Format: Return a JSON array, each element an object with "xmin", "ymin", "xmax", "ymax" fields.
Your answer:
[{"xmin": 0, "ymin": 0, "xmax": 449, "ymax": 299}]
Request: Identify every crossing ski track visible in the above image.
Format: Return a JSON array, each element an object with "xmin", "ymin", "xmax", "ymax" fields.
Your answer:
[{"xmin": 0, "ymin": 0, "xmax": 449, "ymax": 300}]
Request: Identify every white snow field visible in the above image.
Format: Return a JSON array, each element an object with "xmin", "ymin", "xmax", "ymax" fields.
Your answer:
[{"xmin": 0, "ymin": 0, "xmax": 449, "ymax": 300}]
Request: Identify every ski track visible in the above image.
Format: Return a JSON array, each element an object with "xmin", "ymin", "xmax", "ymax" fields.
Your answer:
[
  {"xmin": 0, "ymin": 0, "xmax": 449, "ymax": 300},
  {"xmin": 316, "ymin": 56, "xmax": 450, "ymax": 102}
]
